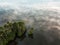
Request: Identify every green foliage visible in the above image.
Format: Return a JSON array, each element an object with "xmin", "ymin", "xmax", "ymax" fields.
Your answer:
[
  {"xmin": 28, "ymin": 28, "xmax": 34, "ymax": 39},
  {"xmin": 0, "ymin": 21, "xmax": 34, "ymax": 45}
]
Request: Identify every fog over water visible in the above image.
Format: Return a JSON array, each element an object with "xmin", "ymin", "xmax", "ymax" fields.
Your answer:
[{"xmin": 0, "ymin": 5, "xmax": 60, "ymax": 45}]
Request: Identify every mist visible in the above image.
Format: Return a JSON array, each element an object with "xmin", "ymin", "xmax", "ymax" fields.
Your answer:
[{"xmin": 0, "ymin": 5, "xmax": 60, "ymax": 45}]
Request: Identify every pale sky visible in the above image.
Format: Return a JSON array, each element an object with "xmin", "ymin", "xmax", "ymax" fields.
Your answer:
[{"xmin": 0, "ymin": 0, "xmax": 60, "ymax": 10}]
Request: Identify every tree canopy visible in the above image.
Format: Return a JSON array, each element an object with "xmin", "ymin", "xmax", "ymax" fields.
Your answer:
[{"xmin": 0, "ymin": 21, "xmax": 34, "ymax": 45}]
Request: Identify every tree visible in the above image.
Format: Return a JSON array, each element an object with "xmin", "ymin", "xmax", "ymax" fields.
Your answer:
[
  {"xmin": 28, "ymin": 28, "xmax": 34, "ymax": 39},
  {"xmin": 0, "ymin": 21, "xmax": 34, "ymax": 45}
]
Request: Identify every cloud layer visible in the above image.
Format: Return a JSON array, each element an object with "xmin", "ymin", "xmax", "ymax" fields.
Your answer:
[
  {"xmin": 0, "ymin": 0, "xmax": 60, "ymax": 45},
  {"xmin": 0, "ymin": 0, "xmax": 60, "ymax": 10}
]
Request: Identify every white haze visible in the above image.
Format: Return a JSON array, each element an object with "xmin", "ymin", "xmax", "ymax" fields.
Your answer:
[{"xmin": 0, "ymin": 3, "xmax": 60, "ymax": 45}]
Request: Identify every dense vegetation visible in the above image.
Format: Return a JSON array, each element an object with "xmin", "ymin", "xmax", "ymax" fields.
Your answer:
[{"xmin": 0, "ymin": 21, "xmax": 34, "ymax": 45}]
